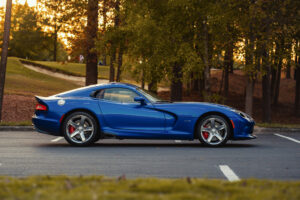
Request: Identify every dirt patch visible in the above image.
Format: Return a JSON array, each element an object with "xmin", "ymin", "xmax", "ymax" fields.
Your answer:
[{"xmin": 1, "ymin": 94, "xmax": 35, "ymax": 122}]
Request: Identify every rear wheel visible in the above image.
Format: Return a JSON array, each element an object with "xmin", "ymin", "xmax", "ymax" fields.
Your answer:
[
  {"xmin": 198, "ymin": 115, "xmax": 230, "ymax": 146},
  {"xmin": 62, "ymin": 112, "xmax": 99, "ymax": 146}
]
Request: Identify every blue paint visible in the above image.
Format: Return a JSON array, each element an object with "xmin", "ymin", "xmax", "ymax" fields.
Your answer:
[{"xmin": 32, "ymin": 83, "xmax": 255, "ymax": 141}]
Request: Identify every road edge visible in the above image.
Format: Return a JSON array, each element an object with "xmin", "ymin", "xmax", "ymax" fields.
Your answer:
[
  {"xmin": 254, "ymin": 126, "xmax": 300, "ymax": 133},
  {"xmin": 0, "ymin": 126, "xmax": 35, "ymax": 131}
]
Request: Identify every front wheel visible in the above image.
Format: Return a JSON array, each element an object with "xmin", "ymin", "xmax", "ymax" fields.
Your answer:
[
  {"xmin": 198, "ymin": 115, "xmax": 231, "ymax": 146},
  {"xmin": 62, "ymin": 112, "xmax": 99, "ymax": 146}
]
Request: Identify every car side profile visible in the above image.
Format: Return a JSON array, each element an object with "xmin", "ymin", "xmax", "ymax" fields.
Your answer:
[{"xmin": 32, "ymin": 83, "xmax": 256, "ymax": 146}]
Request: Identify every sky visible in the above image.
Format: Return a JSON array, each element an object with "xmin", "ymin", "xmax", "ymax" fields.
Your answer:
[{"xmin": 0, "ymin": 0, "xmax": 37, "ymax": 7}]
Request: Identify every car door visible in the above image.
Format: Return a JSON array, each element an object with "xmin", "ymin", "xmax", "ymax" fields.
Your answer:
[{"xmin": 97, "ymin": 87, "xmax": 165, "ymax": 132}]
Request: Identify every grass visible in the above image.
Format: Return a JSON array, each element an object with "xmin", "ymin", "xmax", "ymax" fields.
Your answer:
[
  {"xmin": 34, "ymin": 60, "xmax": 110, "ymax": 79},
  {"xmin": 0, "ymin": 121, "xmax": 32, "ymax": 126},
  {"xmin": 4, "ymin": 57, "xmax": 80, "ymax": 96},
  {"xmin": 27, "ymin": 60, "xmax": 141, "ymax": 85},
  {"xmin": 0, "ymin": 176, "xmax": 299, "ymax": 200},
  {"xmin": 256, "ymin": 123, "xmax": 300, "ymax": 129}
]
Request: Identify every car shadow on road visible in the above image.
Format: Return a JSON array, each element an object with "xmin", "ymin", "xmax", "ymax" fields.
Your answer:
[{"xmin": 37, "ymin": 142, "xmax": 257, "ymax": 148}]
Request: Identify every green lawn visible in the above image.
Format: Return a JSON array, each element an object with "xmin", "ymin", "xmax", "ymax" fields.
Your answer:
[
  {"xmin": 35, "ymin": 60, "xmax": 110, "ymax": 79},
  {"xmin": 4, "ymin": 57, "xmax": 80, "ymax": 96},
  {"xmin": 30, "ymin": 60, "xmax": 139, "ymax": 84},
  {"xmin": 0, "ymin": 176, "xmax": 299, "ymax": 200}
]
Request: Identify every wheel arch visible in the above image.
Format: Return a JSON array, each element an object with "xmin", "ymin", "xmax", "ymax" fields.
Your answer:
[
  {"xmin": 60, "ymin": 108, "xmax": 101, "ymax": 136},
  {"xmin": 193, "ymin": 111, "xmax": 234, "ymax": 139}
]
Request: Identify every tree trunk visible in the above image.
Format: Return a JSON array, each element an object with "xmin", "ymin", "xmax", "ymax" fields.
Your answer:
[
  {"xmin": 109, "ymin": 49, "xmax": 115, "ymax": 82},
  {"xmin": 270, "ymin": 67, "xmax": 276, "ymax": 100},
  {"xmin": 85, "ymin": 0, "xmax": 99, "ymax": 86},
  {"xmin": 295, "ymin": 55, "xmax": 298, "ymax": 80},
  {"xmin": 192, "ymin": 72, "xmax": 199, "ymax": 91},
  {"xmin": 102, "ymin": 0, "xmax": 107, "ymax": 65},
  {"xmin": 244, "ymin": 28, "xmax": 255, "ymax": 115},
  {"xmin": 141, "ymin": 68, "xmax": 145, "ymax": 89},
  {"xmin": 226, "ymin": 28, "xmax": 234, "ymax": 76},
  {"xmin": 186, "ymin": 73, "xmax": 192, "ymax": 94},
  {"xmin": 262, "ymin": 46, "xmax": 271, "ymax": 123},
  {"xmin": 229, "ymin": 63, "xmax": 234, "ymax": 73},
  {"xmin": 245, "ymin": 77, "xmax": 255, "ymax": 116},
  {"xmin": 294, "ymin": 41, "xmax": 298, "ymax": 80},
  {"xmin": 270, "ymin": 43, "xmax": 278, "ymax": 100},
  {"xmin": 273, "ymin": 57, "xmax": 282, "ymax": 106},
  {"xmin": 295, "ymin": 54, "xmax": 300, "ymax": 116},
  {"xmin": 218, "ymin": 69, "xmax": 224, "ymax": 94},
  {"xmin": 203, "ymin": 21, "xmax": 211, "ymax": 95},
  {"xmin": 286, "ymin": 44, "xmax": 291, "ymax": 79},
  {"xmin": 109, "ymin": 0, "xmax": 120, "ymax": 82},
  {"xmin": 0, "ymin": 0, "xmax": 13, "ymax": 121},
  {"xmin": 53, "ymin": 27, "xmax": 57, "ymax": 61},
  {"xmin": 273, "ymin": 39, "xmax": 284, "ymax": 106},
  {"xmin": 223, "ymin": 49, "xmax": 230, "ymax": 97},
  {"xmin": 114, "ymin": 0, "xmax": 120, "ymax": 26},
  {"xmin": 116, "ymin": 45, "xmax": 123, "ymax": 82},
  {"xmin": 199, "ymin": 71, "xmax": 205, "ymax": 97},
  {"xmin": 148, "ymin": 80, "xmax": 157, "ymax": 94},
  {"xmin": 170, "ymin": 63, "xmax": 182, "ymax": 101}
]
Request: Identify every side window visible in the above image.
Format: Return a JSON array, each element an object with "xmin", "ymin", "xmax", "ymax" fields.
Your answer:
[{"xmin": 97, "ymin": 88, "xmax": 139, "ymax": 103}]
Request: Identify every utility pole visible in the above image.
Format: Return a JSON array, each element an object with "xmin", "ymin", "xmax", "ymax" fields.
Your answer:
[{"xmin": 0, "ymin": 0, "xmax": 13, "ymax": 121}]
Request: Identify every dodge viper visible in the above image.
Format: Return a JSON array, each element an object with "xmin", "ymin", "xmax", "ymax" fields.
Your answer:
[{"xmin": 32, "ymin": 83, "xmax": 256, "ymax": 146}]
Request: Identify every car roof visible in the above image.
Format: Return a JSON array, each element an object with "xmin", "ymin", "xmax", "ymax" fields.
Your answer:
[
  {"xmin": 102, "ymin": 82, "xmax": 138, "ymax": 89},
  {"xmin": 54, "ymin": 82, "xmax": 139, "ymax": 98}
]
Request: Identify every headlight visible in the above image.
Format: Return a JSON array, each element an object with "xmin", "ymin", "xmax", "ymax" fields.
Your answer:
[{"xmin": 231, "ymin": 109, "xmax": 253, "ymax": 122}]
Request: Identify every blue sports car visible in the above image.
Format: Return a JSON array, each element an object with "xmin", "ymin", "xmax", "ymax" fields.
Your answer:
[{"xmin": 32, "ymin": 83, "xmax": 255, "ymax": 146}]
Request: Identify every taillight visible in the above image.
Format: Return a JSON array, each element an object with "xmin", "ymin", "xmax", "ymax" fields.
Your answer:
[{"xmin": 35, "ymin": 103, "xmax": 47, "ymax": 111}]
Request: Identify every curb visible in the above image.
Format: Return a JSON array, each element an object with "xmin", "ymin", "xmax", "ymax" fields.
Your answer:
[
  {"xmin": 0, "ymin": 126, "xmax": 299, "ymax": 133},
  {"xmin": 254, "ymin": 126, "xmax": 300, "ymax": 133},
  {"xmin": 0, "ymin": 126, "xmax": 35, "ymax": 131}
]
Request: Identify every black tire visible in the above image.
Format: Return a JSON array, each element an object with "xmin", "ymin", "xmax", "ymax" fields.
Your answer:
[
  {"xmin": 197, "ymin": 115, "xmax": 231, "ymax": 146},
  {"xmin": 62, "ymin": 111, "xmax": 99, "ymax": 146}
]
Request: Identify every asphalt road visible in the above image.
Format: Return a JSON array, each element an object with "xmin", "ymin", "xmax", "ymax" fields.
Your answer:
[{"xmin": 0, "ymin": 131, "xmax": 299, "ymax": 180}]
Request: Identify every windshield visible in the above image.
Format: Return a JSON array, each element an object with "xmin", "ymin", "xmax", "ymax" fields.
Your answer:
[{"xmin": 136, "ymin": 88, "xmax": 169, "ymax": 103}]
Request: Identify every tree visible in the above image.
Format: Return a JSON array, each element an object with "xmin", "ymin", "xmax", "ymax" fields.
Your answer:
[
  {"xmin": 295, "ymin": 40, "xmax": 300, "ymax": 116},
  {"xmin": 0, "ymin": 0, "xmax": 12, "ymax": 121},
  {"xmin": 239, "ymin": 0, "xmax": 257, "ymax": 116},
  {"xmin": 0, "ymin": 7, "xmax": 5, "ymax": 49},
  {"xmin": 8, "ymin": 3, "xmax": 55, "ymax": 60},
  {"xmin": 100, "ymin": 0, "xmax": 108, "ymax": 65},
  {"xmin": 38, "ymin": 0, "xmax": 79, "ymax": 61},
  {"xmin": 85, "ymin": 0, "xmax": 99, "ymax": 86}
]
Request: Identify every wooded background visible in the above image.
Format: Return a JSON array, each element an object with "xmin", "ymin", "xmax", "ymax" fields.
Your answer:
[{"xmin": 0, "ymin": 0, "xmax": 299, "ymax": 123}]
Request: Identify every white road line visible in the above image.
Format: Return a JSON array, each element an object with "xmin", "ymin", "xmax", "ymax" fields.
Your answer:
[
  {"xmin": 274, "ymin": 134, "xmax": 300, "ymax": 144},
  {"xmin": 219, "ymin": 165, "xmax": 240, "ymax": 182},
  {"xmin": 0, "ymin": 163, "xmax": 2, "ymax": 167},
  {"xmin": 174, "ymin": 140, "xmax": 182, "ymax": 143},
  {"xmin": 51, "ymin": 137, "xmax": 64, "ymax": 142}
]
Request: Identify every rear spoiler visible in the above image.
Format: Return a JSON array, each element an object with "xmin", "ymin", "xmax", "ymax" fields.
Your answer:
[{"xmin": 35, "ymin": 96, "xmax": 47, "ymax": 104}]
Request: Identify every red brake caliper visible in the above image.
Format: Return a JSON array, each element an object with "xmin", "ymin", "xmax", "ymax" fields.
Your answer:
[
  {"xmin": 68, "ymin": 125, "xmax": 75, "ymax": 134},
  {"xmin": 202, "ymin": 124, "xmax": 209, "ymax": 139}
]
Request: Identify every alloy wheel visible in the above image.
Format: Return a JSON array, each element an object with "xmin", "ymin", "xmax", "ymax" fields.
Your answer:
[
  {"xmin": 65, "ymin": 114, "xmax": 95, "ymax": 144},
  {"xmin": 200, "ymin": 116, "xmax": 228, "ymax": 146}
]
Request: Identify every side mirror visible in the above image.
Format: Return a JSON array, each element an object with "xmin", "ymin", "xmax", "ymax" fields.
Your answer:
[
  {"xmin": 134, "ymin": 96, "xmax": 146, "ymax": 105},
  {"xmin": 90, "ymin": 90, "xmax": 97, "ymax": 98}
]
